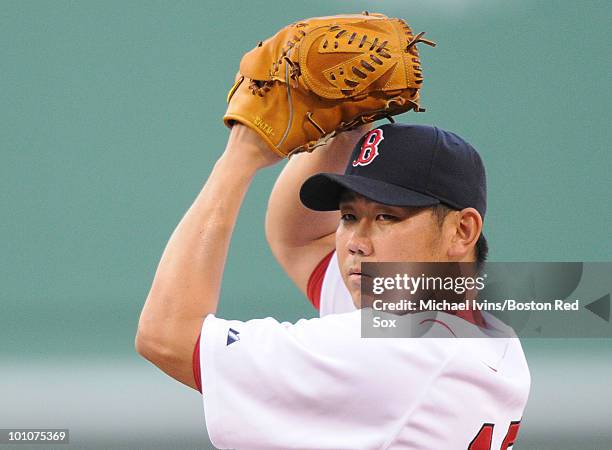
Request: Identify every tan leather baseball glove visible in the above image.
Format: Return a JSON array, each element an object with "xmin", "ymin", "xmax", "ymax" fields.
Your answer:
[{"xmin": 224, "ymin": 12, "xmax": 435, "ymax": 158}]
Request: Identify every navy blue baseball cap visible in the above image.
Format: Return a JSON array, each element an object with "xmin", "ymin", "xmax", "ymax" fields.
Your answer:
[{"xmin": 299, "ymin": 123, "xmax": 487, "ymax": 218}]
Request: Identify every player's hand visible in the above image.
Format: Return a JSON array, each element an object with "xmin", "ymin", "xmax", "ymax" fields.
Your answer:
[{"xmin": 222, "ymin": 124, "xmax": 283, "ymax": 171}]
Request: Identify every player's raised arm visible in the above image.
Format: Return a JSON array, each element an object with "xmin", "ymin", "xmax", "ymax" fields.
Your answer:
[
  {"xmin": 136, "ymin": 125, "xmax": 281, "ymax": 389},
  {"xmin": 265, "ymin": 127, "xmax": 368, "ymax": 297}
]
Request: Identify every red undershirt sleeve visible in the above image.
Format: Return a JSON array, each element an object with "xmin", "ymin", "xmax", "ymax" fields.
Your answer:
[
  {"xmin": 306, "ymin": 250, "xmax": 334, "ymax": 311},
  {"xmin": 192, "ymin": 333, "xmax": 202, "ymax": 393}
]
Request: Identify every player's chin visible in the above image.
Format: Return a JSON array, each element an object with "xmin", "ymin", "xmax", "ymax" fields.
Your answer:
[
  {"xmin": 351, "ymin": 295, "xmax": 361, "ymax": 309},
  {"xmin": 352, "ymin": 291, "xmax": 373, "ymax": 310}
]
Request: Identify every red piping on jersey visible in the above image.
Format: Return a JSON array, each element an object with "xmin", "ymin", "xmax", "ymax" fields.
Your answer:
[
  {"xmin": 193, "ymin": 334, "xmax": 202, "ymax": 393},
  {"xmin": 306, "ymin": 250, "xmax": 334, "ymax": 310},
  {"xmin": 419, "ymin": 318, "xmax": 458, "ymax": 337}
]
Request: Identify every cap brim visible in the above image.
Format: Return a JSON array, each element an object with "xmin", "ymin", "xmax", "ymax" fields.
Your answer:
[{"xmin": 300, "ymin": 173, "xmax": 441, "ymax": 211}]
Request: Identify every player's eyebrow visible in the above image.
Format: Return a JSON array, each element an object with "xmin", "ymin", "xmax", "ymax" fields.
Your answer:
[{"xmin": 338, "ymin": 191, "xmax": 429, "ymax": 217}]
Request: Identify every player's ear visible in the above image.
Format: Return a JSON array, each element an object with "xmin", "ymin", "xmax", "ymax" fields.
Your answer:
[{"xmin": 446, "ymin": 208, "xmax": 482, "ymax": 259}]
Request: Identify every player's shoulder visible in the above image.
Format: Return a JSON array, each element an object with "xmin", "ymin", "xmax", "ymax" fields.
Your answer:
[{"xmin": 288, "ymin": 311, "xmax": 464, "ymax": 366}]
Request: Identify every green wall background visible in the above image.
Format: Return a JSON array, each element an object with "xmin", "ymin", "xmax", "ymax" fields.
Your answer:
[{"xmin": 2, "ymin": 1, "xmax": 611, "ymax": 449}]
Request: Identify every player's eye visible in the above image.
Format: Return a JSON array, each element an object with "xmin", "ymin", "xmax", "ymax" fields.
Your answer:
[
  {"xmin": 376, "ymin": 214, "xmax": 397, "ymax": 221},
  {"xmin": 340, "ymin": 213, "xmax": 356, "ymax": 222}
]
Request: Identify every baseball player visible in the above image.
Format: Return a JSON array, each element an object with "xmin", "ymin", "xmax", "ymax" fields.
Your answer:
[{"xmin": 136, "ymin": 13, "xmax": 530, "ymax": 450}]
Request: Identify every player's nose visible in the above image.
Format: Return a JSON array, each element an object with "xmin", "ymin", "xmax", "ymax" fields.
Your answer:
[{"xmin": 346, "ymin": 223, "xmax": 373, "ymax": 256}]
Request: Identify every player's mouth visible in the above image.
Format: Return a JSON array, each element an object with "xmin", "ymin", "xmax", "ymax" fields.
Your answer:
[{"xmin": 348, "ymin": 268, "xmax": 371, "ymax": 281}]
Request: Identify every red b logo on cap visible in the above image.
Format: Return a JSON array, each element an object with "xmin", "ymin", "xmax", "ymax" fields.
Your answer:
[{"xmin": 352, "ymin": 129, "xmax": 384, "ymax": 167}]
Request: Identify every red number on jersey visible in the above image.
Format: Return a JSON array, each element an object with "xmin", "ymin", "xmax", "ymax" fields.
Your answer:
[
  {"xmin": 500, "ymin": 421, "xmax": 521, "ymax": 449},
  {"xmin": 468, "ymin": 424, "xmax": 494, "ymax": 450},
  {"xmin": 468, "ymin": 421, "xmax": 522, "ymax": 450}
]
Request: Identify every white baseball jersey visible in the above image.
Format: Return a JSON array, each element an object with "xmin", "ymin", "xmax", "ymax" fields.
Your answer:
[{"xmin": 195, "ymin": 251, "xmax": 530, "ymax": 449}]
